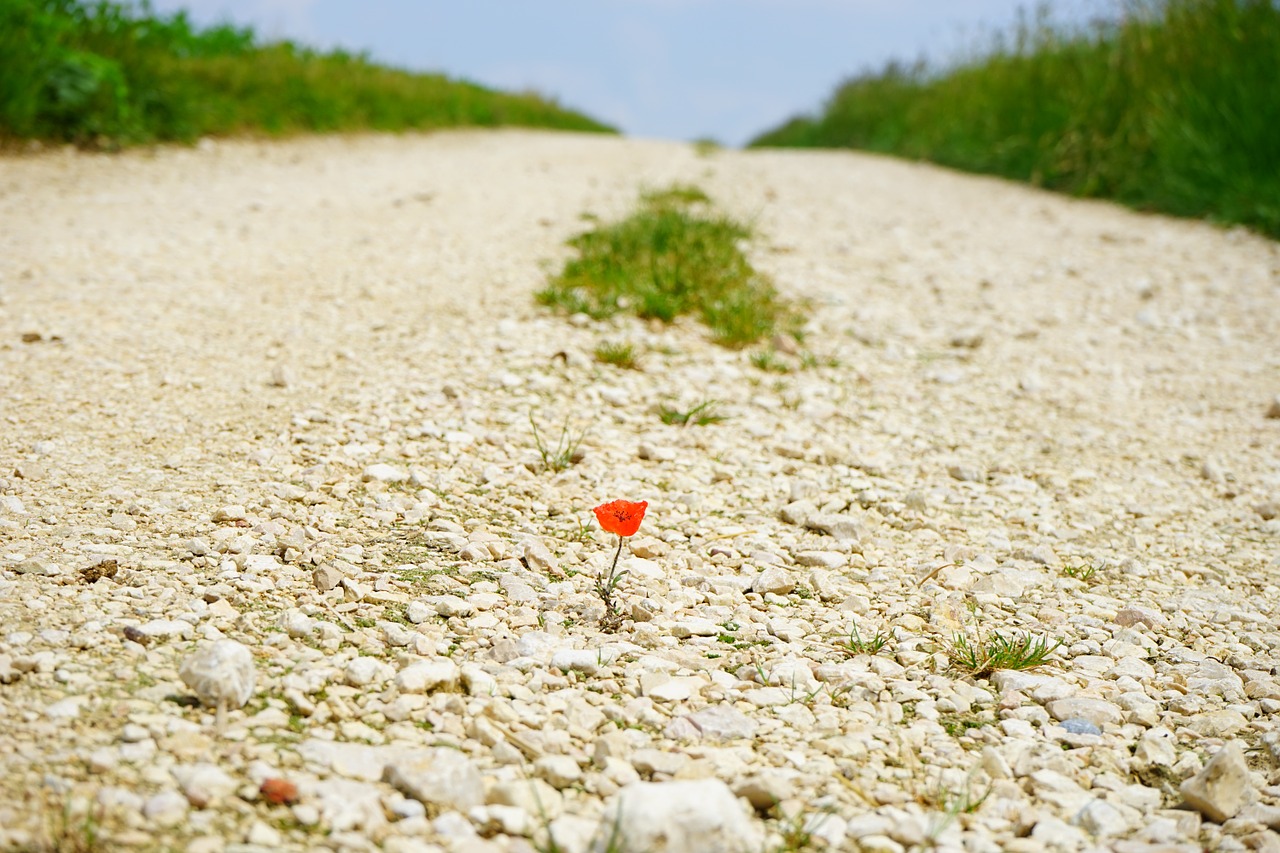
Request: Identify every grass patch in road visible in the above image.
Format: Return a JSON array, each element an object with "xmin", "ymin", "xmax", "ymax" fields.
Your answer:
[{"xmin": 537, "ymin": 184, "xmax": 804, "ymax": 348}]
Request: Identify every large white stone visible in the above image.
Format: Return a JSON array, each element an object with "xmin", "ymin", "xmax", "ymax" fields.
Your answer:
[{"xmin": 604, "ymin": 779, "xmax": 762, "ymax": 852}]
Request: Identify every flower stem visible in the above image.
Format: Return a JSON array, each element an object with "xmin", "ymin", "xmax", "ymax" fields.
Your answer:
[{"xmin": 608, "ymin": 535, "xmax": 624, "ymax": 582}]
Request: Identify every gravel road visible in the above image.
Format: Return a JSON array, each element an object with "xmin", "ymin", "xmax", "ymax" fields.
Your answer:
[{"xmin": 0, "ymin": 130, "xmax": 1278, "ymax": 852}]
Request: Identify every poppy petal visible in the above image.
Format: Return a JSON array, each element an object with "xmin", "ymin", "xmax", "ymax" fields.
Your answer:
[{"xmin": 593, "ymin": 499, "xmax": 647, "ymax": 537}]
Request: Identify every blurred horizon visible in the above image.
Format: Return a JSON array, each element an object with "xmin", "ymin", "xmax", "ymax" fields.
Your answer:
[{"xmin": 143, "ymin": 0, "xmax": 1107, "ymax": 146}]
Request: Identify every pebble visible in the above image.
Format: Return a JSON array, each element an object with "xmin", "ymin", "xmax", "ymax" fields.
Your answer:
[
  {"xmin": 395, "ymin": 658, "xmax": 461, "ymax": 693},
  {"xmin": 1046, "ymin": 697, "xmax": 1123, "ymax": 728}
]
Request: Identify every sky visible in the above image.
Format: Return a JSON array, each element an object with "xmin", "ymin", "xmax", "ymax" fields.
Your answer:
[{"xmin": 145, "ymin": 0, "xmax": 1102, "ymax": 147}]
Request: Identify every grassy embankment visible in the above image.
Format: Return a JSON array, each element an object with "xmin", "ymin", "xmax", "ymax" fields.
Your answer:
[
  {"xmin": 0, "ymin": 0, "xmax": 614, "ymax": 148},
  {"xmin": 750, "ymin": 0, "xmax": 1279, "ymax": 239}
]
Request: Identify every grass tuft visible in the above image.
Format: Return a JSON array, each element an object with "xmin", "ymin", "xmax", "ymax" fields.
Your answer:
[
  {"xmin": 749, "ymin": 350, "xmax": 792, "ymax": 373},
  {"xmin": 750, "ymin": 0, "xmax": 1280, "ymax": 239},
  {"xmin": 658, "ymin": 399, "xmax": 725, "ymax": 426},
  {"xmin": 838, "ymin": 621, "xmax": 891, "ymax": 656},
  {"xmin": 946, "ymin": 631, "xmax": 1061, "ymax": 678},
  {"xmin": 537, "ymin": 185, "xmax": 804, "ymax": 348},
  {"xmin": 593, "ymin": 341, "xmax": 638, "ymax": 369},
  {"xmin": 529, "ymin": 413, "xmax": 587, "ymax": 473},
  {"xmin": 1061, "ymin": 560, "xmax": 1102, "ymax": 583}
]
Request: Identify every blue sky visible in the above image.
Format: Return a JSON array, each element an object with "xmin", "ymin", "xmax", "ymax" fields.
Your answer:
[{"xmin": 145, "ymin": 0, "xmax": 1101, "ymax": 146}]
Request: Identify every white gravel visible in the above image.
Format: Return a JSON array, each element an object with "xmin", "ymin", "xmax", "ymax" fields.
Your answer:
[{"xmin": 0, "ymin": 129, "xmax": 1278, "ymax": 852}]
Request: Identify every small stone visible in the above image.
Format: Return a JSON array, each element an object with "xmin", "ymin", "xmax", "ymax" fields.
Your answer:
[
  {"xmin": 1181, "ymin": 741, "xmax": 1251, "ymax": 822},
  {"xmin": 212, "ymin": 505, "xmax": 247, "ymax": 522},
  {"xmin": 313, "ymin": 563, "xmax": 344, "ymax": 592},
  {"xmin": 1186, "ymin": 709, "xmax": 1249, "ymax": 738},
  {"xmin": 1030, "ymin": 816, "xmax": 1087, "ymax": 850},
  {"xmin": 522, "ymin": 537, "xmax": 561, "ymax": 577},
  {"xmin": 142, "ymin": 790, "xmax": 190, "ymax": 827},
  {"xmin": 179, "ymin": 640, "xmax": 256, "ymax": 713},
  {"xmin": 794, "ymin": 551, "xmax": 845, "ymax": 569},
  {"xmin": 245, "ymin": 821, "xmax": 283, "ymax": 847},
  {"xmin": 363, "ymin": 463, "xmax": 408, "ymax": 483},
  {"xmin": 46, "ymin": 697, "xmax": 87, "ymax": 720},
  {"xmin": 752, "ymin": 567, "xmax": 795, "ymax": 595},
  {"xmin": 683, "ymin": 705, "xmax": 757, "ymax": 741},
  {"xmin": 1073, "ymin": 799, "xmax": 1131, "ymax": 838},
  {"xmin": 429, "ymin": 595, "xmax": 474, "ymax": 618},
  {"xmin": 806, "ymin": 513, "xmax": 862, "ymax": 542},
  {"xmin": 534, "ymin": 754, "xmax": 582, "ymax": 789},
  {"xmin": 395, "ymin": 658, "xmax": 460, "ymax": 694},
  {"xmin": 172, "ymin": 763, "xmax": 237, "ymax": 808},
  {"xmin": 948, "ymin": 463, "xmax": 984, "ymax": 483},
  {"xmin": 136, "ymin": 619, "xmax": 193, "ymax": 641},
  {"xmin": 551, "ymin": 649, "xmax": 602, "ymax": 676},
  {"xmin": 1059, "ymin": 718, "xmax": 1102, "ymax": 736},
  {"xmin": 632, "ymin": 749, "xmax": 690, "ymax": 777},
  {"xmin": 1265, "ymin": 396, "xmax": 1280, "ymax": 419},
  {"xmin": 344, "ymin": 656, "xmax": 392, "ymax": 687},
  {"xmin": 779, "ymin": 500, "xmax": 816, "ymax": 527},
  {"xmin": 670, "ymin": 619, "xmax": 719, "ymax": 638},
  {"xmin": 488, "ymin": 778, "xmax": 563, "ymax": 819},
  {"xmin": 278, "ymin": 609, "xmax": 317, "ymax": 639},
  {"xmin": 384, "ymin": 748, "xmax": 485, "ymax": 812},
  {"xmin": 733, "ymin": 773, "xmax": 794, "ymax": 812},
  {"xmin": 1046, "ymin": 697, "xmax": 1123, "ymax": 728}
]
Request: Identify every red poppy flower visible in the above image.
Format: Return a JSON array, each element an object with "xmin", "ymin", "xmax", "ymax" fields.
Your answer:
[{"xmin": 593, "ymin": 499, "xmax": 648, "ymax": 538}]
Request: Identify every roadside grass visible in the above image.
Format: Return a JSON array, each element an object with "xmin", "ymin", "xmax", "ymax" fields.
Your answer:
[
  {"xmin": 0, "ymin": 0, "xmax": 614, "ymax": 147},
  {"xmin": 749, "ymin": 0, "xmax": 1280, "ymax": 239},
  {"xmin": 536, "ymin": 184, "xmax": 804, "ymax": 348}
]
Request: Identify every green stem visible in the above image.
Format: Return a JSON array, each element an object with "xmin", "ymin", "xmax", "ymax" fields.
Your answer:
[{"xmin": 608, "ymin": 535, "xmax": 624, "ymax": 583}]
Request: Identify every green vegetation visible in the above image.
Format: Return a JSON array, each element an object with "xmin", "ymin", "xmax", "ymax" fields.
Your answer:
[
  {"xmin": 946, "ymin": 631, "xmax": 1062, "ymax": 678},
  {"xmin": 0, "ymin": 0, "xmax": 614, "ymax": 147},
  {"xmin": 593, "ymin": 341, "xmax": 639, "ymax": 369},
  {"xmin": 750, "ymin": 0, "xmax": 1280, "ymax": 239},
  {"xmin": 529, "ymin": 412, "xmax": 587, "ymax": 473},
  {"xmin": 1062, "ymin": 560, "xmax": 1102, "ymax": 582},
  {"xmin": 838, "ymin": 621, "xmax": 891, "ymax": 656},
  {"xmin": 658, "ymin": 399, "xmax": 725, "ymax": 426},
  {"xmin": 749, "ymin": 350, "xmax": 792, "ymax": 373},
  {"xmin": 537, "ymin": 184, "xmax": 804, "ymax": 348}
]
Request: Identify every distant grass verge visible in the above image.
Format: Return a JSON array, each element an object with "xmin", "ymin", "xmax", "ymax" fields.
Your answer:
[
  {"xmin": 0, "ymin": 0, "xmax": 614, "ymax": 148},
  {"xmin": 536, "ymin": 184, "xmax": 804, "ymax": 347},
  {"xmin": 749, "ymin": 0, "xmax": 1280, "ymax": 239}
]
